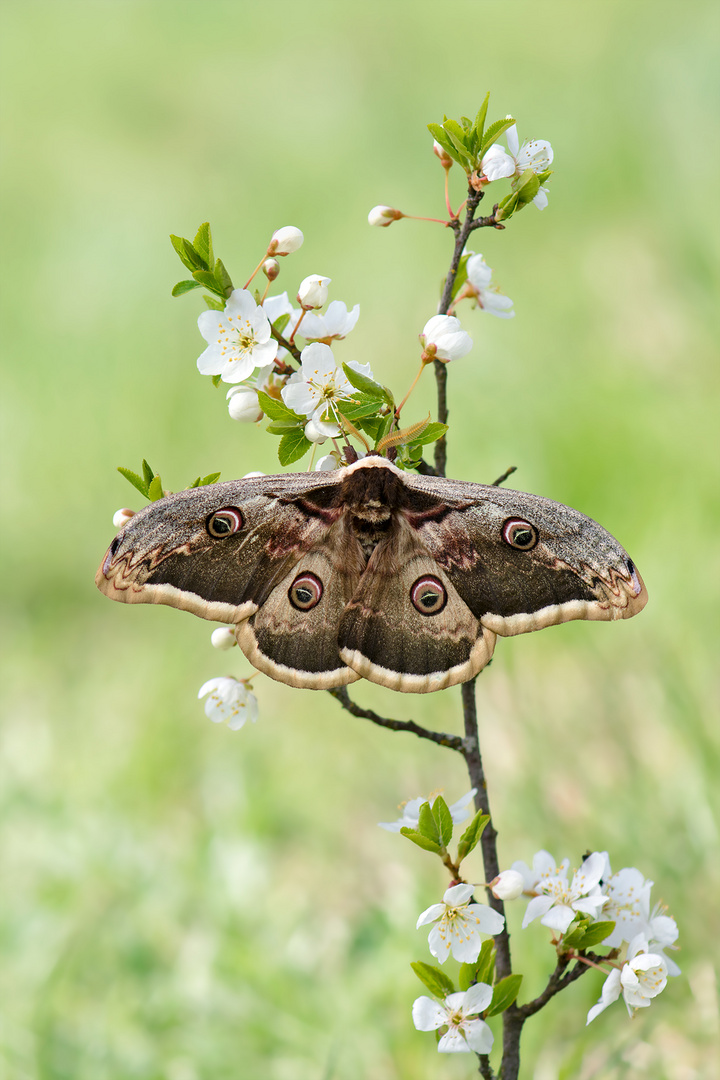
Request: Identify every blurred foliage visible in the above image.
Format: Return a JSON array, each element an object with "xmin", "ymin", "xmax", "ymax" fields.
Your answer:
[{"xmin": 1, "ymin": 1, "xmax": 718, "ymax": 1078}]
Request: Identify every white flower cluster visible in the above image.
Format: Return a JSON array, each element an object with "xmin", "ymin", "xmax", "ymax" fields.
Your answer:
[{"xmin": 510, "ymin": 849, "xmax": 679, "ymax": 1023}]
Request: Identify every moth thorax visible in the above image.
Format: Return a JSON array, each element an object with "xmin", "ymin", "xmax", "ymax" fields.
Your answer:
[{"xmin": 340, "ymin": 464, "xmax": 404, "ymax": 518}]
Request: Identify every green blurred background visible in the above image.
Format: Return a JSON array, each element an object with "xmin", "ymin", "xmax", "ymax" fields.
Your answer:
[{"xmin": 1, "ymin": 2, "xmax": 718, "ymax": 1077}]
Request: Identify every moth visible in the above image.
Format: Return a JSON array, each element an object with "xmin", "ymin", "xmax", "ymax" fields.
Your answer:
[{"xmin": 96, "ymin": 456, "xmax": 647, "ymax": 694}]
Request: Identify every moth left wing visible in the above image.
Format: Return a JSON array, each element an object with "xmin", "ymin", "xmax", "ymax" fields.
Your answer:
[
  {"xmin": 95, "ymin": 474, "xmax": 345, "ymax": 624},
  {"xmin": 400, "ymin": 475, "xmax": 647, "ymax": 636},
  {"xmin": 337, "ymin": 517, "xmax": 496, "ymax": 693}
]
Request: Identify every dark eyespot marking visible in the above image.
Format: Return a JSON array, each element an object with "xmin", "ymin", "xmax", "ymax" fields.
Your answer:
[
  {"xmin": 502, "ymin": 517, "xmax": 539, "ymax": 551},
  {"xmin": 109, "ymin": 536, "xmax": 121, "ymax": 557},
  {"xmin": 289, "ymin": 572, "xmax": 323, "ymax": 611},
  {"xmin": 410, "ymin": 575, "xmax": 447, "ymax": 616},
  {"xmin": 627, "ymin": 558, "xmax": 635, "ymax": 576},
  {"xmin": 206, "ymin": 507, "xmax": 244, "ymax": 538}
]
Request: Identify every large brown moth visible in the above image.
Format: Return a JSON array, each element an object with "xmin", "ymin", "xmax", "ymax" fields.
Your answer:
[{"xmin": 96, "ymin": 456, "xmax": 647, "ymax": 694}]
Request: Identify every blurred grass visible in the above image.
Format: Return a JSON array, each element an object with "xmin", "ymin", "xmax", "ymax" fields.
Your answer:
[{"xmin": 1, "ymin": 1, "xmax": 718, "ymax": 1077}]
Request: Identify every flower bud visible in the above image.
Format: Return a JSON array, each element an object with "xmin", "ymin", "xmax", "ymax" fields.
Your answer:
[
  {"xmin": 315, "ymin": 453, "xmax": 339, "ymax": 472},
  {"xmin": 242, "ymin": 471, "xmax": 266, "ymax": 479},
  {"xmin": 432, "ymin": 140, "xmax": 453, "ymax": 169},
  {"xmin": 297, "ymin": 275, "xmax": 331, "ymax": 310},
  {"xmin": 226, "ymin": 387, "xmax": 263, "ymax": 422},
  {"xmin": 263, "ymin": 258, "xmax": 280, "ymax": 281},
  {"xmin": 211, "ymin": 627, "xmax": 237, "ymax": 651},
  {"xmin": 367, "ymin": 205, "xmax": 404, "ymax": 227},
  {"xmin": 489, "ymin": 870, "xmax": 525, "ymax": 901},
  {"xmin": 112, "ymin": 508, "xmax": 135, "ymax": 528},
  {"xmin": 304, "ymin": 418, "xmax": 341, "ymax": 444},
  {"xmin": 269, "ymin": 225, "xmax": 304, "ymax": 255}
]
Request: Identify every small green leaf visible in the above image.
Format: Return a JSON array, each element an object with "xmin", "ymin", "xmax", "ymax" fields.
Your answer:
[
  {"xmin": 337, "ymin": 395, "xmax": 383, "ymax": 422},
  {"xmin": 341, "ymin": 363, "xmax": 388, "ymax": 400},
  {"xmin": 399, "ymin": 827, "xmax": 442, "ymax": 855},
  {"xmin": 188, "ymin": 477, "xmax": 201, "ymax": 489},
  {"xmin": 431, "ymin": 796, "xmax": 453, "ymax": 848},
  {"xmin": 192, "ymin": 269, "xmax": 226, "ymax": 298},
  {"xmin": 170, "ymin": 234, "xmax": 205, "ymax": 272},
  {"xmin": 411, "ymin": 961, "xmax": 455, "ymax": 998},
  {"xmin": 472, "ymin": 92, "xmax": 491, "ymax": 147},
  {"xmin": 192, "ymin": 222, "xmax": 213, "ymax": 268},
  {"xmin": 117, "ymin": 467, "xmax": 149, "ymax": 498},
  {"xmin": 576, "ymin": 921, "xmax": 616, "ymax": 950},
  {"xmin": 265, "ymin": 420, "xmax": 304, "ymax": 435},
  {"xmin": 443, "ymin": 118, "xmax": 471, "ymax": 153},
  {"xmin": 214, "ymin": 257, "xmax": 234, "ymax": 298},
  {"xmin": 278, "ymin": 430, "xmax": 311, "ymax": 467},
  {"xmin": 199, "ymin": 471, "xmax": 221, "ymax": 486},
  {"xmin": 427, "ymin": 123, "xmax": 470, "ymax": 170},
  {"xmin": 486, "ymin": 974, "xmax": 522, "ymax": 1017},
  {"xmin": 172, "ymin": 279, "xmax": 202, "ymax": 297},
  {"xmin": 513, "ymin": 168, "xmax": 541, "ymax": 208},
  {"xmin": 147, "ymin": 475, "xmax": 164, "ymax": 502},
  {"xmin": 211, "ymin": 373, "xmax": 223, "ymax": 386},
  {"xmin": 204, "ymin": 296, "xmax": 225, "ymax": 311},
  {"xmin": 407, "ymin": 422, "xmax": 448, "ymax": 450},
  {"xmin": 417, "ymin": 801, "xmax": 443, "ymax": 847},
  {"xmin": 458, "ymin": 939, "xmax": 496, "ymax": 991},
  {"xmin": 456, "ymin": 810, "xmax": 490, "ymax": 863},
  {"xmin": 257, "ymin": 390, "xmax": 303, "ymax": 423},
  {"xmin": 480, "ymin": 117, "xmax": 515, "ymax": 153},
  {"xmin": 141, "ymin": 459, "xmax": 155, "ymax": 486},
  {"xmin": 272, "ymin": 312, "xmax": 290, "ymax": 335}
]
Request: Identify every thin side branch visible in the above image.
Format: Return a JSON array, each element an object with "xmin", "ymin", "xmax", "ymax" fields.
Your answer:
[
  {"xmin": 328, "ymin": 687, "xmax": 464, "ymax": 750},
  {"xmin": 518, "ymin": 951, "xmax": 604, "ymax": 1019},
  {"xmin": 491, "ymin": 465, "xmax": 517, "ymax": 487}
]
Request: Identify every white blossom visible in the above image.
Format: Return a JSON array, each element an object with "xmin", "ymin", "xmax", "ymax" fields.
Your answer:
[
  {"xmin": 479, "ymin": 143, "xmax": 515, "ymax": 182},
  {"xmin": 314, "ymin": 453, "xmax": 340, "ymax": 472},
  {"xmin": 490, "ymin": 870, "xmax": 525, "ymax": 901},
  {"xmin": 506, "ymin": 125, "xmax": 553, "ymax": 177},
  {"xmin": 598, "ymin": 854, "xmax": 654, "ymax": 948},
  {"xmin": 421, "ymin": 314, "xmax": 473, "ymax": 362},
  {"xmin": 417, "ymin": 882, "xmax": 505, "ymax": 964},
  {"xmin": 368, "ymin": 204, "xmax": 402, "ymax": 227},
  {"xmin": 520, "ymin": 851, "xmax": 607, "ymax": 934},
  {"xmin": 304, "ymin": 418, "xmax": 341, "ymax": 444},
  {"xmin": 379, "ymin": 789, "xmax": 477, "ymax": 832},
  {"xmin": 586, "ymin": 935, "xmax": 668, "ymax": 1024},
  {"xmin": 197, "ymin": 289, "xmax": 278, "ymax": 383},
  {"xmin": 641, "ymin": 903, "xmax": 681, "ymax": 977},
  {"xmin": 269, "ymin": 225, "xmax": 304, "ymax": 255},
  {"xmin": 112, "ymin": 508, "xmax": 135, "ymax": 528},
  {"xmin": 297, "ymin": 275, "xmax": 331, "ymax": 310},
  {"xmin": 297, "ymin": 300, "xmax": 360, "ymax": 342},
  {"xmin": 466, "ymin": 254, "xmax": 515, "ymax": 319},
  {"xmin": 413, "ymin": 983, "xmax": 494, "ymax": 1054},
  {"xmin": 210, "ymin": 627, "xmax": 236, "ymax": 651},
  {"xmin": 198, "ymin": 676, "xmax": 258, "ymax": 731},
  {"xmin": 262, "ymin": 291, "xmax": 294, "ymax": 323},
  {"xmin": 281, "ymin": 342, "xmax": 373, "ymax": 423}
]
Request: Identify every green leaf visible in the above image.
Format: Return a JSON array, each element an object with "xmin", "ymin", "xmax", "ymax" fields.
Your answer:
[
  {"xmin": 480, "ymin": 116, "xmax": 515, "ymax": 153},
  {"xmin": 486, "ymin": 974, "xmax": 522, "ymax": 1017},
  {"xmin": 192, "ymin": 222, "xmax": 213, "ymax": 268},
  {"xmin": 199, "ymin": 471, "xmax": 221, "ymax": 486},
  {"xmin": 431, "ymin": 796, "xmax": 453, "ymax": 848},
  {"xmin": 214, "ymin": 257, "xmax": 234, "ymax": 298},
  {"xmin": 278, "ymin": 430, "xmax": 311, "ymax": 467},
  {"xmin": 170, "ymin": 233, "xmax": 205, "ymax": 272},
  {"xmin": 257, "ymin": 391, "xmax": 303, "ymax": 423},
  {"xmin": 117, "ymin": 467, "xmax": 149, "ymax": 499},
  {"xmin": 188, "ymin": 477, "xmax": 201, "ymax": 489},
  {"xmin": 410, "ymin": 961, "xmax": 455, "ymax": 998},
  {"xmin": 576, "ymin": 921, "xmax": 616, "ymax": 950},
  {"xmin": 337, "ymin": 395, "xmax": 383, "ymax": 422},
  {"xmin": 427, "ymin": 123, "xmax": 470, "ymax": 170},
  {"xmin": 513, "ymin": 168, "xmax": 541, "ymax": 208},
  {"xmin": 417, "ymin": 801, "xmax": 443, "ymax": 847},
  {"xmin": 472, "ymin": 92, "xmax": 490, "ymax": 147},
  {"xmin": 407, "ymin": 422, "xmax": 448, "ymax": 450},
  {"xmin": 456, "ymin": 810, "xmax": 490, "ymax": 862},
  {"xmin": 141, "ymin": 459, "xmax": 155, "ymax": 487},
  {"xmin": 443, "ymin": 117, "xmax": 471, "ymax": 154},
  {"xmin": 192, "ymin": 269, "xmax": 226, "ymax": 298},
  {"xmin": 458, "ymin": 939, "xmax": 496, "ymax": 991},
  {"xmin": 399, "ymin": 827, "xmax": 442, "ymax": 855},
  {"xmin": 147, "ymin": 475, "xmax": 164, "ymax": 502},
  {"xmin": 341, "ymin": 363, "xmax": 386, "ymax": 400},
  {"xmin": 265, "ymin": 420, "xmax": 304, "ymax": 435},
  {"xmin": 204, "ymin": 296, "xmax": 225, "ymax": 311},
  {"xmin": 272, "ymin": 312, "xmax": 290, "ymax": 335},
  {"xmin": 211, "ymin": 373, "xmax": 223, "ymax": 386},
  {"xmin": 171, "ymin": 279, "xmax": 202, "ymax": 297}
]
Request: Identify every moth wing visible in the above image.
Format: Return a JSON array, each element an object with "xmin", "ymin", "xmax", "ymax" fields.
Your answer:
[
  {"xmin": 337, "ymin": 518, "xmax": 495, "ymax": 693},
  {"xmin": 400, "ymin": 476, "xmax": 647, "ymax": 636},
  {"xmin": 235, "ymin": 519, "xmax": 364, "ymax": 689}
]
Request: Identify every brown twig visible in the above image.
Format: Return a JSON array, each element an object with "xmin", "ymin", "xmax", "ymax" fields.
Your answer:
[
  {"xmin": 328, "ymin": 687, "xmax": 464, "ymax": 751},
  {"xmin": 491, "ymin": 465, "xmax": 517, "ymax": 487}
]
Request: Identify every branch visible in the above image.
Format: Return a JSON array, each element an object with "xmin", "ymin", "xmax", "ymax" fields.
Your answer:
[
  {"xmin": 491, "ymin": 465, "xmax": 517, "ymax": 487},
  {"xmin": 327, "ymin": 687, "xmax": 464, "ymax": 750},
  {"xmin": 518, "ymin": 950, "xmax": 607, "ymax": 1019},
  {"xmin": 270, "ymin": 323, "xmax": 302, "ymax": 364},
  {"xmin": 478, "ymin": 1054, "xmax": 496, "ymax": 1080}
]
